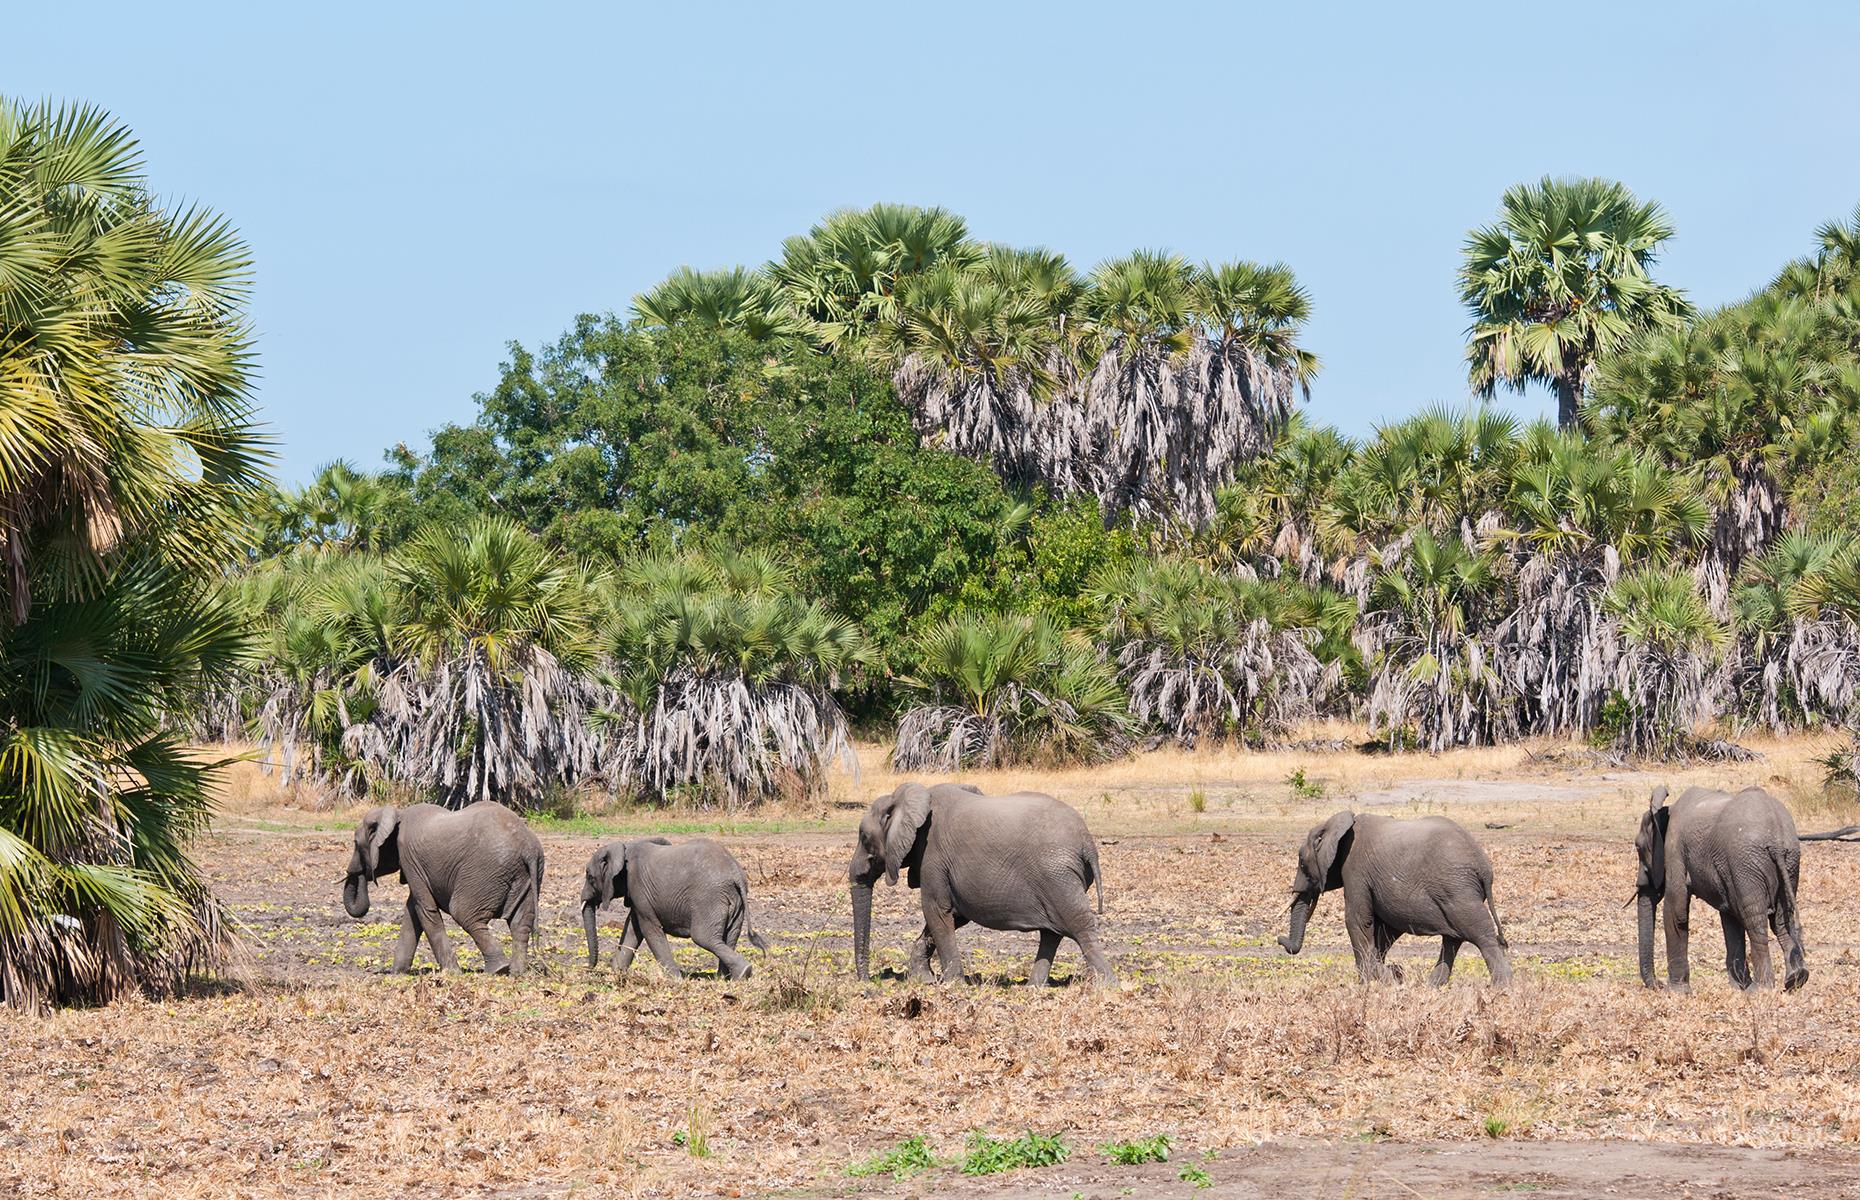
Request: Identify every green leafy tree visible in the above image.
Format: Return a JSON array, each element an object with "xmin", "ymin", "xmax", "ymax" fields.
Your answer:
[
  {"xmin": 0, "ymin": 100, "xmax": 265, "ymax": 1010},
  {"xmin": 1461, "ymin": 176, "xmax": 1691, "ymax": 428}
]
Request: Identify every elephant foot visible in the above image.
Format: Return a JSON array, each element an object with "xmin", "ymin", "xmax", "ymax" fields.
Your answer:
[
  {"xmin": 1667, "ymin": 980, "xmax": 1691, "ymax": 995},
  {"xmin": 1785, "ymin": 967, "xmax": 1809, "ymax": 992}
]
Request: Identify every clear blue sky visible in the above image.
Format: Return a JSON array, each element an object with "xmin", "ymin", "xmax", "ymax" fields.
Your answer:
[{"xmin": 14, "ymin": 2, "xmax": 1860, "ymax": 483}]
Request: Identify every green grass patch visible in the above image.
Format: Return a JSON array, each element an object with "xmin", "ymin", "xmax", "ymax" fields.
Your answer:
[
  {"xmin": 962, "ymin": 1130, "xmax": 1069, "ymax": 1176},
  {"xmin": 1099, "ymin": 1133, "xmax": 1171, "ymax": 1165},
  {"xmin": 846, "ymin": 1135, "xmax": 938, "ymax": 1180}
]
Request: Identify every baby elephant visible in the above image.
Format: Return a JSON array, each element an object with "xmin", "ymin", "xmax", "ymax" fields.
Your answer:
[
  {"xmin": 1636, "ymin": 784, "xmax": 1807, "ymax": 991},
  {"xmin": 1277, "ymin": 810, "xmax": 1511, "ymax": 986},
  {"xmin": 341, "ymin": 801, "xmax": 544, "ymax": 975},
  {"xmin": 580, "ymin": 837, "xmax": 768, "ymax": 980}
]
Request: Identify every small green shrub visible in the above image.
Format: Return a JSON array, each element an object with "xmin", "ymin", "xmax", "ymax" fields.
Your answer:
[
  {"xmin": 846, "ymin": 1134, "xmax": 938, "ymax": 1179},
  {"xmin": 1099, "ymin": 1133, "xmax": 1171, "ymax": 1165},
  {"xmin": 1286, "ymin": 767, "xmax": 1325, "ymax": 799},
  {"xmin": 962, "ymin": 1130, "xmax": 1070, "ymax": 1176},
  {"xmin": 1179, "ymin": 1162, "xmax": 1213, "ymax": 1188},
  {"xmin": 1187, "ymin": 786, "xmax": 1207, "ymax": 814},
  {"xmin": 1481, "ymin": 1115, "xmax": 1509, "ymax": 1138}
]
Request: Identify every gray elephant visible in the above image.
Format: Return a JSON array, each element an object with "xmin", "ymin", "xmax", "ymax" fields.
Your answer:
[
  {"xmin": 580, "ymin": 837, "xmax": 769, "ymax": 980},
  {"xmin": 1636, "ymin": 784, "xmax": 1808, "ymax": 991},
  {"xmin": 1277, "ymin": 810, "xmax": 1512, "ymax": 986},
  {"xmin": 849, "ymin": 781, "xmax": 1113, "ymax": 987},
  {"xmin": 341, "ymin": 801, "xmax": 544, "ymax": 975}
]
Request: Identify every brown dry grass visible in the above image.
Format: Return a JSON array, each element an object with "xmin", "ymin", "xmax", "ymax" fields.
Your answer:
[{"xmin": 7, "ymin": 736, "xmax": 1860, "ymax": 1198}]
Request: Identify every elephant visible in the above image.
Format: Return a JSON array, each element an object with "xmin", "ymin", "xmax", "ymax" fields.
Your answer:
[
  {"xmin": 848, "ymin": 781, "xmax": 1113, "ymax": 987},
  {"xmin": 1635, "ymin": 784, "xmax": 1808, "ymax": 991},
  {"xmin": 1277, "ymin": 810, "xmax": 1512, "ymax": 986},
  {"xmin": 580, "ymin": 837, "xmax": 769, "ymax": 980},
  {"xmin": 341, "ymin": 801, "xmax": 544, "ymax": 975}
]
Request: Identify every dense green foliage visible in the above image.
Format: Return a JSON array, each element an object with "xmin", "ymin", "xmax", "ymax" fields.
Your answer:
[
  {"xmin": 0, "ymin": 101, "xmax": 264, "ymax": 1010},
  {"xmin": 234, "ymin": 192, "xmax": 1860, "ymax": 798}
]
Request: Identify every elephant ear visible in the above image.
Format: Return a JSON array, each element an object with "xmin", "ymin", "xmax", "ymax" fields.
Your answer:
[
  {"xmin": 883, "ymin": 783, "xmax": 932, "ymax": 886},
  {"xmin": 362, "ymin": 807, "xmax": 398, "ymax": 881},
  {"xmin": 605, "ymin": 844, "xmax": 632, "ymax": 908},
  {"xmin": 1312, "ymin": 810, "xmax": 1355, "ymax": 888},
  {"xmin": 1640, "ymin": 792, "xmax": 1671, "ymax": 895}
]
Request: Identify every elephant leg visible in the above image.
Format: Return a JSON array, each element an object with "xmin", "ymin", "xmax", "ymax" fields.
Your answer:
[
  {"xmin": 1343, "ymin": 903, "xmax": 1384, "ymax": 983},
  {"xmin": 924, "ymin": 907, "xmax": 965, "ymax": 985},
  {"xmin": 905, "ymin": 927, "xmax": 937, "ymax": 982},
  {"xmin": 611, "ymin": 911, "xmax": 643, "ymax": 975},
  {"xmin": 411, "ymin": 894, "xmax": 457, "ymax": 972},
  {"xmin": 1072, "ymin": 925, "xmax": 1116, "ymax": 984},
  {"xmin": 1663, "ymin": 887, "xmax": 1692, "ymax": 992},
  {"xmin": 462, "ymin": 919, "xmax": 512, "ymax": 976},
  {"xmin": 635, "ymin": 914, "xmax": 685, "ymax": 980},
  {"xmin": 1738, "ymin": 905, "xmax": 1776, "ymax": 989},
  {"xmin": 507, "ymin": 894, "xmax": 536, "ymax": 977},
  {"xmin": 1454, "ymin": 897, "xmax": 1512, "ymax": 987},
  {"xmin": 391, "ymin": 901, "xmax": 420, "ymax": 973},
  {"xmin": 1028, "ymin": 930, "xmax": 1062, "ymax": 989},
  {"xmin": 1429, "ymin": 937, "xmax": 1462, "ymax": 986},
  {"xmin": 692, "ymin": 923, "xmax": 752, "ymax": 981},
  {"xmin": 1721, "ymin": 910, "xmax": 1752, "ymax": 989},
  {"xmin": 1373, "ymin": 922, "xmax": 1404, "ymax": 983},
  {"xmin": 1770, "ymin": 906, "xmax": 1809, "ymax": 992}
]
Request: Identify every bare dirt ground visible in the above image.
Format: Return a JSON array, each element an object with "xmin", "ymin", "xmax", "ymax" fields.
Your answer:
[{"xmin": 6, "ymin": 734, "xmax": 1860, "ymax": 1198}]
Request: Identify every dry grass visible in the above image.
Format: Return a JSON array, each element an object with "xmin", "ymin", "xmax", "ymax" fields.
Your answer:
[{"xmin": 8, "ymin": 735, "xmax": 1860, "ymax": 1197}]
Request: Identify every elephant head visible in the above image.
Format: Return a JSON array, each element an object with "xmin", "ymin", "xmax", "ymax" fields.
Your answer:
[
  {"xmin": 1634, "ymin": 786, "xmax": 1672, "ymax": 987},
  {"xmin": 1278, "ymin": 810, "xmax": 1354, "ymax": 955},
  {"xmin": 580, "ymin": 842, "xmax": 630, "ymax": 968},
  {"xmin": 342, "ymin": 806, "xmax": 401, "ymax": 919},
  {"xmin": 848, "ymin": 782, "xmax": 932, "ymax": 981}
]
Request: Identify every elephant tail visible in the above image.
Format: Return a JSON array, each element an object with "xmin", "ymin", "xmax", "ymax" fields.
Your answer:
[
  {"xmin": 1485, "ymin": 881, "xmax": 1509, "ymax": 949},
  {"xmin": 734, "ymin": 884, "xmax": 770, "ymax": 953},
  {"xmin": 1086, "ymin": 838, "xmax": 1104, "ymax": 915},
  {"xmin": 1770, "ymin": 843, "xmax": 1802, "ymax": 941}
]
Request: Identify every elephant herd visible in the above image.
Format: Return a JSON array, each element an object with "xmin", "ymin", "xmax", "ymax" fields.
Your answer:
[{"xmin": 338, "ymin": 779, "xmax": 1814, "ymax": 993}]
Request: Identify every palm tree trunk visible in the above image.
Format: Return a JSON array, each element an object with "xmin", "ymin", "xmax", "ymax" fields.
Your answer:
[{"xmin": 1553, "ymin": 372, "xmax": 1582, "ymax": 430}]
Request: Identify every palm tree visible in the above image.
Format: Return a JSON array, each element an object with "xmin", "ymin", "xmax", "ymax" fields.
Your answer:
[
  {"xmin": 769, "ymin": 203, "xmax": 978, "ymax": 347},
  {"xmin": 892, "ymin": 612, "xmax": 1131, "ymax": 770},
  {"xmin": 1732, "ymin": 531, "xmax": 1860, "ymax": 730},
  {"xmin": 1092, "ymin": 558, "xmax": 1340, "ymax": 746},
  {"xmin": 1588, "ymin": 290, "xmax": 1860, "ymax": 576},
  {"xmin": 0, "ymin": 100, "xmax": 266, "ymax": 1010},
  {"xmin": 1461, "ymin": 176, "xmax": 1692, "ymax": 428},
  {"xmin": 1361, "ymin": 528, "xmax": 1512, "ymax": 750},
  {"xmin": 631, "ymin": 266, "xmax": 810, "ymax": 343},
  {"xmin": 597, "ymin": 549, "xmax": 865, "ymax": 807},
  {"xmin": 1495, "ymin": 426, "xmax": 1710, "ymax": 736},
  {"xmin": 1603, "ymin": 566, "xmax": 1729, "ymax": 756}
]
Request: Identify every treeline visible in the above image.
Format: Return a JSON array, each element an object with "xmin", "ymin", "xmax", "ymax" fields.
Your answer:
[{"xmin": 236, "ymin": 192, "xmax": 1860, "ymax": 809}]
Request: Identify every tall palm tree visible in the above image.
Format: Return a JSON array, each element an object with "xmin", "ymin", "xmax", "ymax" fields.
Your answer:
[
  {"xmin": 597, "ymin": 548, "xmax": 865, "ymax": 807},
  {"xmin": 892, "ymin": 612, "xmax": 1130, "ymax": 770},
  {"xmin": 631, "ymin": 266, "xmax": 809, "ymax": 343},
  {"xmin": 1092, "ymin": 558, "xmax": 1340, "ymax": 746},
  {"xmin": 1603, "ymin": 566, "xmax": 1728, "ymax": 755},
  {"xmin": 1495, "ymin": 426, "xmax": 1709, "ymax": 736},
  {"xmin": 769, "ymin": 203, "xmax": 978, "ymax": 347},
  {"xmin": 1732, "ymin": 530, "xmax": 1860, "ymax": 730},
  {"xmin": 1361, "ymin": 528, "xmax": 1512, "ymax": 750},
  {"xmin": 1460, "ymin": 176, "xmax": 1692, "ymax": 428},
  {"xmin": 0, "ymin": 100, "xmax": 266, "ymax": 1010}
]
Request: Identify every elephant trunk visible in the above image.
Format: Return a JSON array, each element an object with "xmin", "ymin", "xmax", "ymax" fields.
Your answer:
[
  {"xmin": 1278, "ymin": 893, "xmax": 1315, "ymax": 955},
  {"xmin": 851, "ymin": 884, "xmax": 873, "ymax": 981},
  {"xmin": 1636, "ymin": 891, "xmax": 1659, "ymax": 987},
  {"xmin": 582, "ymin": 901, "xmax": 600, "ymax": 969},
  {"xmin": 342, "ymin": 872, "xmax": 370, "ymax": 919}
]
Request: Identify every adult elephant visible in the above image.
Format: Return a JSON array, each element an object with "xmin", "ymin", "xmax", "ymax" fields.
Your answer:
[
  {"xmin": 580, "ymin": 837, "xmax": 768, "ymax": 980},
  {"xmin": 848, "ymin": 782, "xmax": 1113, "ymax": 987},
  {"xmin": 1636, "ymin": 784, "xmax": 1808, "ymax": 991},
  {"xmin": 1277, "ymin": 810, "xmax": 1512, "ymax": 986},
  {"xmin": 341, "ymin": 802, "xmax": 544, "ymax": 975}
]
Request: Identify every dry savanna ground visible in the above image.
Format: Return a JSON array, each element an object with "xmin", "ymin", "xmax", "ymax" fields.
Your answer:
[{"xmin": 8, "ymin": 731, "xmax": 1860, "ymax": 1198}]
